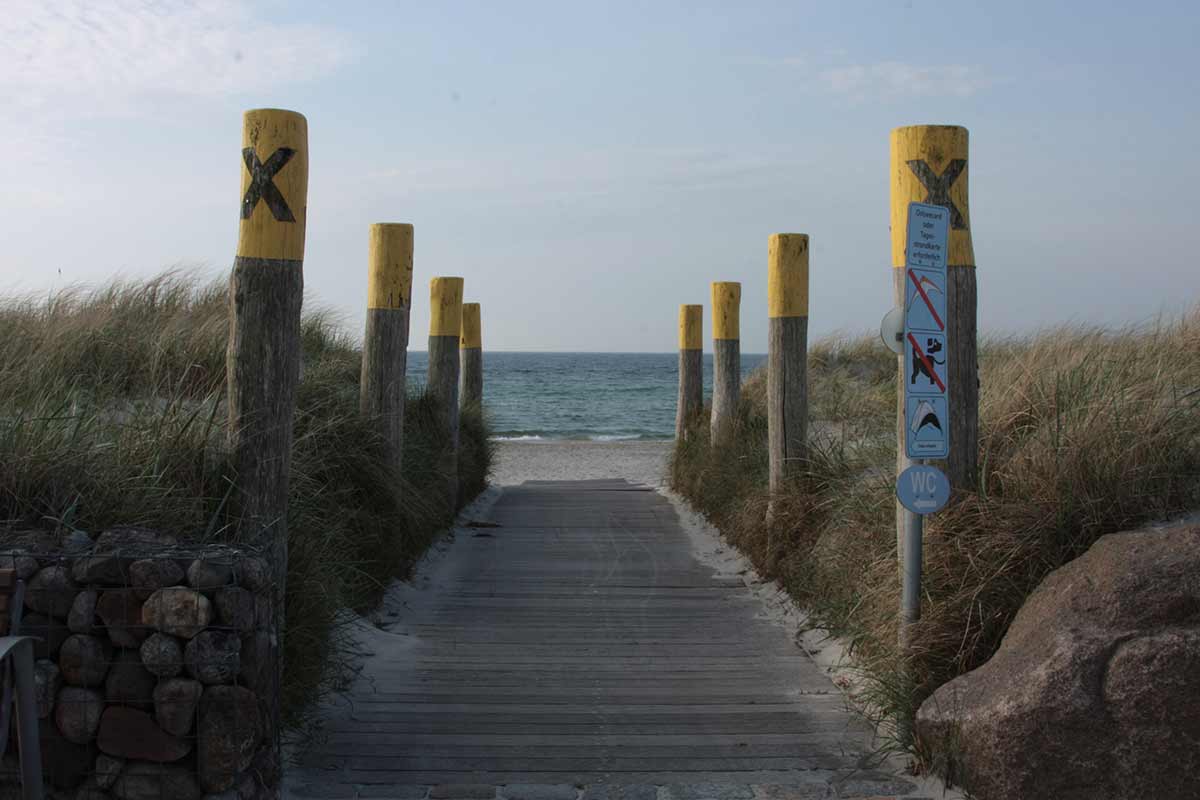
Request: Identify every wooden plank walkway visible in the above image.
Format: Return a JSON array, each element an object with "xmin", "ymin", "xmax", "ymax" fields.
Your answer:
[{"xmin": 286, "ymin": 479, "xmax": 925, "ymax": 799}]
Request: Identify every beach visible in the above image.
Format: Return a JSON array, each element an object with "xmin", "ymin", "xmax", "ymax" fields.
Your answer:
[{"xmin": 491, "ymin": 439, "xmax": 672, "ymax": 487}]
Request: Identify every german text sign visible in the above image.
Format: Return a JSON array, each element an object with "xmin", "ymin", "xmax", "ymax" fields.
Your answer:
[{"xmin": 903, "ymin": 203, "xmax": 950, "ymax": 459}]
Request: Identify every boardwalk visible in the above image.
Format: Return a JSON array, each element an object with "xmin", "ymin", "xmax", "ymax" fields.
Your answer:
[{"xmin": 287, "ymin": 479, "xmax": 926, "ymax": 799}]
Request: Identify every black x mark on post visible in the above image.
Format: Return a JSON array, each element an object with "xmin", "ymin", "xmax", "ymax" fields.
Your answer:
[
  {"xmin": 241, "ymin": 147, "xmax": 297, "ymax": 222},
  {"xmin": 907, "ymin": 158, "xmax": 967, "ymax": 230}
]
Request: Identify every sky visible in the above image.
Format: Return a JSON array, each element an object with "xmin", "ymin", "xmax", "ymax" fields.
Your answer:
[{"xmin": 2, "ymin": 0, "xmax": 1197, "ymax": 352}]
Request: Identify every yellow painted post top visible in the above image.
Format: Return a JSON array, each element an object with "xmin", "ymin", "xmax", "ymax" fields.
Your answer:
[
  {"xmin": 768, "ymin": 234, "xmax": 809, "ymax": 318},
  {"xmin": 429, "ymin": 277, "xmax": 464, "ymax": 337},
  {"xmin": 367, "ymin": 223, "xmax": 414, "ymax": 310},
  {"xmin": 679, "ymin": 305, "xmax": 703, "ymax": 350},
  {"xmin": 460, "ymin": 303, "xmax": 482, "ymax": 349},
  {"xmin": 237, "ymin": 109, "xmax": 308, "ymax": 262},
  {"xmin": 711, "ymin": 282, "xmax": 741, "ymax": 341},
  {"xmin": 890, "ymin": 125, "xmax": 975, "ymax": 268}
]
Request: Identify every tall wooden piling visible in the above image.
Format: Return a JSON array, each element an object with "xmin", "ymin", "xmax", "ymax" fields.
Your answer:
[
  {"xmin": 460, "ymin": 303, "xmax": 483, "ymax": 410},
  {"xmin": 675, "ymin": 304, "xmax": 704, "ymax": 440},
  {"xmin": 227, "ymin": 107, "xmax": 308, "ymax": 546},
  {"xmin": 428, "ymin": 277, "xmax": 464, "ymax": 510},
  {"xmin": 360, "ymin": 223, "xmax": 415, "ymax": 477},
  {"xmin": 710, "ymin": 282, "xmax": 741, "ymax": 445},
  {"xmin": 767, "ymin": 234, "xmax": 810, "ymax": 496},
  {"xmin": 890, "ymin": 125, "xmax": 978, "ymax": 561}
]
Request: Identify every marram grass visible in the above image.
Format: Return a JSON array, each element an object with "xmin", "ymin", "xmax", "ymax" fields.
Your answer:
[
  {"xmin": 0, "ymin": 271, "xmax": 493, "ymax": 728},
  {"xmin": 671, "ymin": 313, "xmax": 1200, "ymax": 770}
]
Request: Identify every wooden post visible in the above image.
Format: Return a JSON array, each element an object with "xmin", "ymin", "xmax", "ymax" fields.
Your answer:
[
  {"xmin": 360, "ymin": 223, "xmax": 414, "ymax": 477},
  {"xmin": 459, "ymin": 303, "xmax": 483, "ymax": 410},
  {"xmin": 890, "ymin": 125, "xmax": 977, "ymax": 562},
  {"xmin": 710, "ymin": 282, "xmax": 741, "ymax": 445},
  {"xmin": 428, "ymin": 277, "xmax": 464, "ymax": 510},
  {"xmin": 675, "ymin": 304, "xmax": 703, "ymax": 440},
  {"xmin": 767, "ymin": 234, "xmax": 809, "ymax": 497},
  {"xmin": 227, "ymin": 107, "xmax": 308, "ymax": 544}
]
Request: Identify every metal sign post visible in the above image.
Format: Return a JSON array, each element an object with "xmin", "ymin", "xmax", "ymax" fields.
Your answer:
[{"xmin": 893, "ymin": 202, "xmax": 951, "ymax": 649}]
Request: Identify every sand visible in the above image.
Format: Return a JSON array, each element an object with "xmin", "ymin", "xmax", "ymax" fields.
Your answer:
[{"xmin": 491, "ymin": 439, "xmax": 672, "ymax": 487}]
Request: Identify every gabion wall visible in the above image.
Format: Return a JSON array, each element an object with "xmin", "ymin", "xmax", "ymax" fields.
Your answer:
[{"xmin": 1, "ymin": 527, "xmax": 280, "ymax": 800}]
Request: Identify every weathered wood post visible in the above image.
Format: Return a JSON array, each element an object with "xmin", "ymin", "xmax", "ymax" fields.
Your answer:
[
  {"xmin": 710, "ymin": 282, "xmax": 741, "ymax": 445},
  {"xmin": 227, "ymin": 107, "xmax": 308, "ymax": 552},
  {"xmin": 675, "ymin": 304, "xmax": 703, "ymax": 440},
  {"xmin": 459, "ymin": 303, "xmax": 483, "ymax": 410},
  {"xmin": 890, "ymin": 125, "xmax": 977, "ymax": 563},
  {"xmin": 767, "ymin": 234, "xmax": 810, "ymax": 496},
  {"xmin": 360, "ymin": 223, "xmax": 414, "ymax": 477},
  {"xmin": 428, "ymin": 277, "xmax": 464, "ymax": 510}
]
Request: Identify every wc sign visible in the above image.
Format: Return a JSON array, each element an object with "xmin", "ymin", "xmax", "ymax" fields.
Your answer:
[
  {"xmin": 896, "ymin": 464, "xmax": 951, "ymax": 515},
  {"xmin": 903, "ymin": 202, "xmax": 950, "ymax": 459}
]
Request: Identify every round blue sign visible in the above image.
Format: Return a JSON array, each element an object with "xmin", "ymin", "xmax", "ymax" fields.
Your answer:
[{"xmin": 896, "ymin": 464, "xmax": 951, "ymax": 515}]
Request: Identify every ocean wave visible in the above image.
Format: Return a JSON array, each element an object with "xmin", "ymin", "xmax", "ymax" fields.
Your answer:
[{"xmin": 490, "ymin": 431, "xmax": 670, "ymax": 443}]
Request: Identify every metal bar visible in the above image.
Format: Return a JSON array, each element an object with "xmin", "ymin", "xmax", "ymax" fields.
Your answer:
[
  {"xmin": 8, "ymin": 638, "xmax": 44, "ymax": 799},
  {"xmin": 899, "ymin": 463, "xmax": 924, "ymax": 650}
]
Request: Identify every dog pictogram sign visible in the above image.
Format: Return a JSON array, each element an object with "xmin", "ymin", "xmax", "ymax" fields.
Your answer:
[{"xmin": 903, "ymin": 202, "xmax": 950, "ymax": 459}]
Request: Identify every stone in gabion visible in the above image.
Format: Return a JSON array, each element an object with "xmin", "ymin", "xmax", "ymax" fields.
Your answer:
[
  {"xmin": 185, "ymin": 630, "xmax": 241, "ymax": 685},
  {"xmin": 238, "ymin": 632, "xmax": 272, "ymax": 692},
  {"xmin": 128, "ymin": 558, "xmax": 184, "ymax": 601},
  {"xmin": 153, "ymin": 677, "xmax": 203, "ymax": 737},
  {"xmin": 95, "ymin": 754, "xmax": 125, "ymax": 789},
  {"xmin": 68, "ymin": 589, "xmax": 99, "ymax": 634},
  {"xmin": 96, "ymin": 589, "xmax": 150, "ymax": 648},
  {"xmin": 0, "ymin": 551, "xmax": 39, "ymax": 581},
  {"xmin": 112, "ymin": 761, "xmax": 201, "ymax": 800},
  {"xmin": 59, "ymin": 634, "xmax": 112, "ymax": 687},
  {"xmin": 63, "ymin": 529, "xmax": 94, "ymax": 555},
  {"xmin": 97, "ymin": 707, "xmax": 192, "ymax": 763},
  {"xmin": 104, "ymin": 650, "xmax": 157, "ymax": 709},
  {"xmin": 40, "ymin": 719, "xmax": 96, "ymax": 791},
  {"xmin": 55, "ymin": 686, "xmax": 104, "ymax": 744},
  {"xmin": 139, "ymin": 632, "xmax": 184, "ymax": 678},
  {"xmin": 142, "ymin": 586, "xmax": 212, "ymax": 639},
  {"xmin": 235, "ymin": 557, "xmax": 270, "ymax": 595},
  {"xmin": 25, "ymin": 565, "xmax": 77, "ymax": 619},
  {"xmin": 187, "ymin": 557, "xmax": 234, "ymax": 591},
  {"xmin": 34, "ymin": 658, "xmax": 61, "ymax": 718},
  {"xmin": 75, "ymin": 780, "xmax": 111, "ymax": 800},
  {"xmin": 23, "ymin": 612, "xmax": 68, "ymax": 660},
  {"xmin": 213, "ymin": 586, "xmax": 256, "ymax": 635},
  {"xmin": 197, "ymin": 686, "xmax": 261, "ymax": 794}
]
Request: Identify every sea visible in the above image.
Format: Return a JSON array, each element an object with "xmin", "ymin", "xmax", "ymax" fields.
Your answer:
[{"xmin": 405, "ymin": 352, "xmax": 766, "ymax": 441}]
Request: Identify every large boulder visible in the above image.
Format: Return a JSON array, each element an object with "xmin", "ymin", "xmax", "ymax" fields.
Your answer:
[
  {"xmin": 196, "ymin": 686, "xmax": 260, "ymax": 793},
  {"xmin": 24, "ymin": 565, "xmax": 76, "ymax": 619},
  {"xmin": 916, "ymin": 524, "xmax": 1200, "ymax": 800},
  {"xmin": 96, "ymin": 589, "xmax": 150, "ymax": 648},
  {"xmin": 72, "ymin": 527, "xmax": 178, "ymax": 586},
  {"xmin": 97, "ymin": 707, "xmax": 192, "ymax": 762},
  {"xmin": 142, "ymin": 587, "xmax": 212, "ymax": 639}
]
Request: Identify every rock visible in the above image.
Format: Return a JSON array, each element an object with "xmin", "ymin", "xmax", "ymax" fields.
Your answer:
[
  {"xmin": 112, "ymin": 762, "xmax": 201, "ymax": 800},
  {"xmin": 234, "ymin": 557, "xmax": 270, "ymax": 595},
  {"xmin": 139, "ymin": 633, "xmax": 183, "ymax": 678},
  {"xmin": 39, "ymin": 716, "xmax": 96, "ymax": 790},
  {"xmin": 95, "ymin": 754, "xmax": 124, "ymax": 789},
  {"xmin": 73, "ymin": 528, "xmax": 178, "ymax": 586},
  {"xmin": 35, "ymin": 659, "xmax": 62, "ymax": 718},
  {"xmin": 59, "ymin": 635, "xmax": 112, "ymax": 687},
  {"xmin": 238, "ymin": 632, "xmax": 272, "ymax": 691},
  {"xmin": 142, "ymin": 587, "xmax": 212, "ymax": 639},
  {"xmin": 915, "ymin": 524, "xmax": 1200, "ymax": 800},
  {"xmin": 63, "ymin": 529, "xmax": 94, "ymax": 555},
  {"xmin": 97, "ymin": 707, "xmax": 192, "ymax": 763},
  {"xmin": 68, "ymin": 589, "xmax": 99, "ymax": 634},
  {"xmin": 96, "ymin": 590, "xmax": 149, "ymax": 648},
  {"xmin": 74, "ymin": 781, "xmax": 112, "ymax": 800},
  {"xmin": 0, "ymin": 551, "xmax": 39, "ymax": 580},
  {"xmin": 213, "ymin": 587, "xmax": 255, "ymax": 635},
  {"xmin": 23, "ymin": 612, "xmax": 69, "ymax": 659},
  {"xmin": 187, "ymin": 557, "xmax": 234, "ymax": 590},
  {"xmin": 55, "ymin": 687, "xmax": 105, "ymax": 743},
  {"xmin": 153, "ymin": 677, "xmax": 203, "ymax": 737},
  {"xmin": 185, "ymin": 631, "xmax": 241, "ymax": 684},
  {"xmin": 25, "ymin": 565, "xmax": 77, "ymax": 619},
  {"xmin": 104, "ymin": 651, "xmax": 156, "ymax": 708},
  {"xmin": 128, "ymin": 559, "xmax": 184, "ymax": 601},
  {"xmin": 197, "ymin": 686, "xmax": 261, "ymax": 794}
]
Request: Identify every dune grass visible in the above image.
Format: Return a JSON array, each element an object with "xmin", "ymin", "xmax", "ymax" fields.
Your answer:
[
  {"xmin": 671, "ymin": 311, "xmax": 1200, "ymax": 772},
  {"xmin": 0, "ymin": 271, "xmax": 493, "ymax": 727}
]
